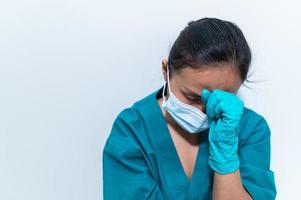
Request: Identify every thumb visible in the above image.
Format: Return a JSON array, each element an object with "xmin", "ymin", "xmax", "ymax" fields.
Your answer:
[{"xmin": 201, "ymin": 89, "xmax": 211, "ymax": 105}]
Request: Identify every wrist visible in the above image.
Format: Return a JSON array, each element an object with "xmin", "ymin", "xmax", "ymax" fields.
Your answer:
[{"xmin": 208, "ymin": 156, "xmax": 240, "ymax": 175}]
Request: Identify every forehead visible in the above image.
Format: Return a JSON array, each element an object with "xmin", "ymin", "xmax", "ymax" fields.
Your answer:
[{"xmin": 173, "ymin": 64, "xmax": 242, "ymax": 93}]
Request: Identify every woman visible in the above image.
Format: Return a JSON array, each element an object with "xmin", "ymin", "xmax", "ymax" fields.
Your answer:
[{"xmin": 103, "ymin": 18, "xmax": 277, "ymax": 200}]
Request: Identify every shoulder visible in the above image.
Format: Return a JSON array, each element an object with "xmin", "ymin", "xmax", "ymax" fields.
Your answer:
[
  {"xmin": 106, "ymin": 107, "xmax": 140, "ymax": 148},
  {"xmin": 239, "ymin": 106, "xmax": 271, "ymax": 146},
  {"xmin": 241, "ymin": 106, "xmax": 270, "ymax": 128},
  {"xmin": 114, "ymin": 91, "xmax": 154, "ymax": 126},
  {"xmin": 113, "ymin": 87, "xmax": 160, "ymax": 126},
  {"xmin": 105, "ymin": 90, "xmax": 157, "ymax": 144},
  {"xmin": 103, "ymin": 107, "xmax": 140, "ymax": 157}
]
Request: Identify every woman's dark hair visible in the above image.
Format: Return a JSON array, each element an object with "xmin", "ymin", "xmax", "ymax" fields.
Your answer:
[{"xmin": 168, "ymin": 17, "xmax": 253, "ymax": 87}]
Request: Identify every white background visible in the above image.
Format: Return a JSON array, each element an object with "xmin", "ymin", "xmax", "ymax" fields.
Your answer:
[{"xmin": 0, "ymin": 0, "xmax": 300, "ymax": 199}]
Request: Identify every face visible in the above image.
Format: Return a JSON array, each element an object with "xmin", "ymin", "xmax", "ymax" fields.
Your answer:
[{"xmin": 161, "ymin": 59, "xmax": 242, "ymax": 113}]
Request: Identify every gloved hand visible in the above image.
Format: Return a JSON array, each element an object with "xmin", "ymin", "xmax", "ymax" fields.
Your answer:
[{"xmin": 201, "ymin": 89, "xmax": 244, "ymax": 174}]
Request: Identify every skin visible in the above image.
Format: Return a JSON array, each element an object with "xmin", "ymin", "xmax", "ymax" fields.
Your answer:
[{"xmin": 157, "ymin": 58, "xmax": 253, "ymax": 200}]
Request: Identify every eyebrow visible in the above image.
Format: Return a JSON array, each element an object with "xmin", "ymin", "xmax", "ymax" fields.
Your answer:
[{"xmin": 182, "ymin": 86, "xmax": 235, "ymax": 97}]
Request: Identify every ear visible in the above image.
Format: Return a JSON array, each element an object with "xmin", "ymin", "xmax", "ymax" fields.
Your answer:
[{"xmin": 161, "ymin": 58, "xmax": 168, "ymax": 82}]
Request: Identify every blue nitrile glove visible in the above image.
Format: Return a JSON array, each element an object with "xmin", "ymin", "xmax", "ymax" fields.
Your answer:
[{"xmin": 201, "ymin": 89, "xmax": 244, "ymax": 174}]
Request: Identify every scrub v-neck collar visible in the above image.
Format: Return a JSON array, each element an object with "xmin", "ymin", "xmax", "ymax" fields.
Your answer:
[{"xmin": 141, "ymin": 85, "xmax": 213, "ymax": 199}]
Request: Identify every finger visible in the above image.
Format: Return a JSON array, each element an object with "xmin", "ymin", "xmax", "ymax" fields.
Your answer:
[
  {"xmin": 206, "ymin": 92, "xmax": 221, "ymax": 120},
  {"xmin": 201, "ymin": 89, "xmax": 211, "ymax": 105},
  {"xmin": 214, "ymin": 100, "xmax": 226, "ymax": 119}
]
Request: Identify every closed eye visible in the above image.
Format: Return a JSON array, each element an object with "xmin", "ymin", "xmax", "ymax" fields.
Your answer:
[
  {"xmin": 181, "ymin": 89, "xmax": 202, "ymax": 102},
  {"xmin": 187, "ymin": 96, "xmax": 201, "ymax": 102}
]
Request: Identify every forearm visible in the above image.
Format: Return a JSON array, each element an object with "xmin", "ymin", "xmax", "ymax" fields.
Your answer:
[{"xmin": 212, "ymin": 169, "xmax": 253, "ymax": 200}]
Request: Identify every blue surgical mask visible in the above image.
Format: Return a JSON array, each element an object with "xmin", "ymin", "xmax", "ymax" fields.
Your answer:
[{"xmin": 162, "ymin": 65, "xmax": 210, "ymax": 134}]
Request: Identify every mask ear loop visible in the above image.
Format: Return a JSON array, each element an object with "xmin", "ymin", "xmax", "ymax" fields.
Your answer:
[
  {"xmin": 166, "ymin": 64, "xmax": 171, "ymax": 93},
  {"xmin": 162, "ymin": 81, "xmax": 167, "ymax": 102},
  {"xmin": 162, "ymin": 64, "xmax": 171, "ymax": 102}
]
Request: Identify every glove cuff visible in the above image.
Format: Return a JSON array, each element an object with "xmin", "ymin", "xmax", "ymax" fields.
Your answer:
[{"xmin": 208, "ymin": 156, "xmax": 240, "ymax": 175}]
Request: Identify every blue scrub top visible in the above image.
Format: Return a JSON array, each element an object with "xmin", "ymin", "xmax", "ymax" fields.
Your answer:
[{"xmin": 103, "ymin": 86, "xmax": 277, "ymax": 200}]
